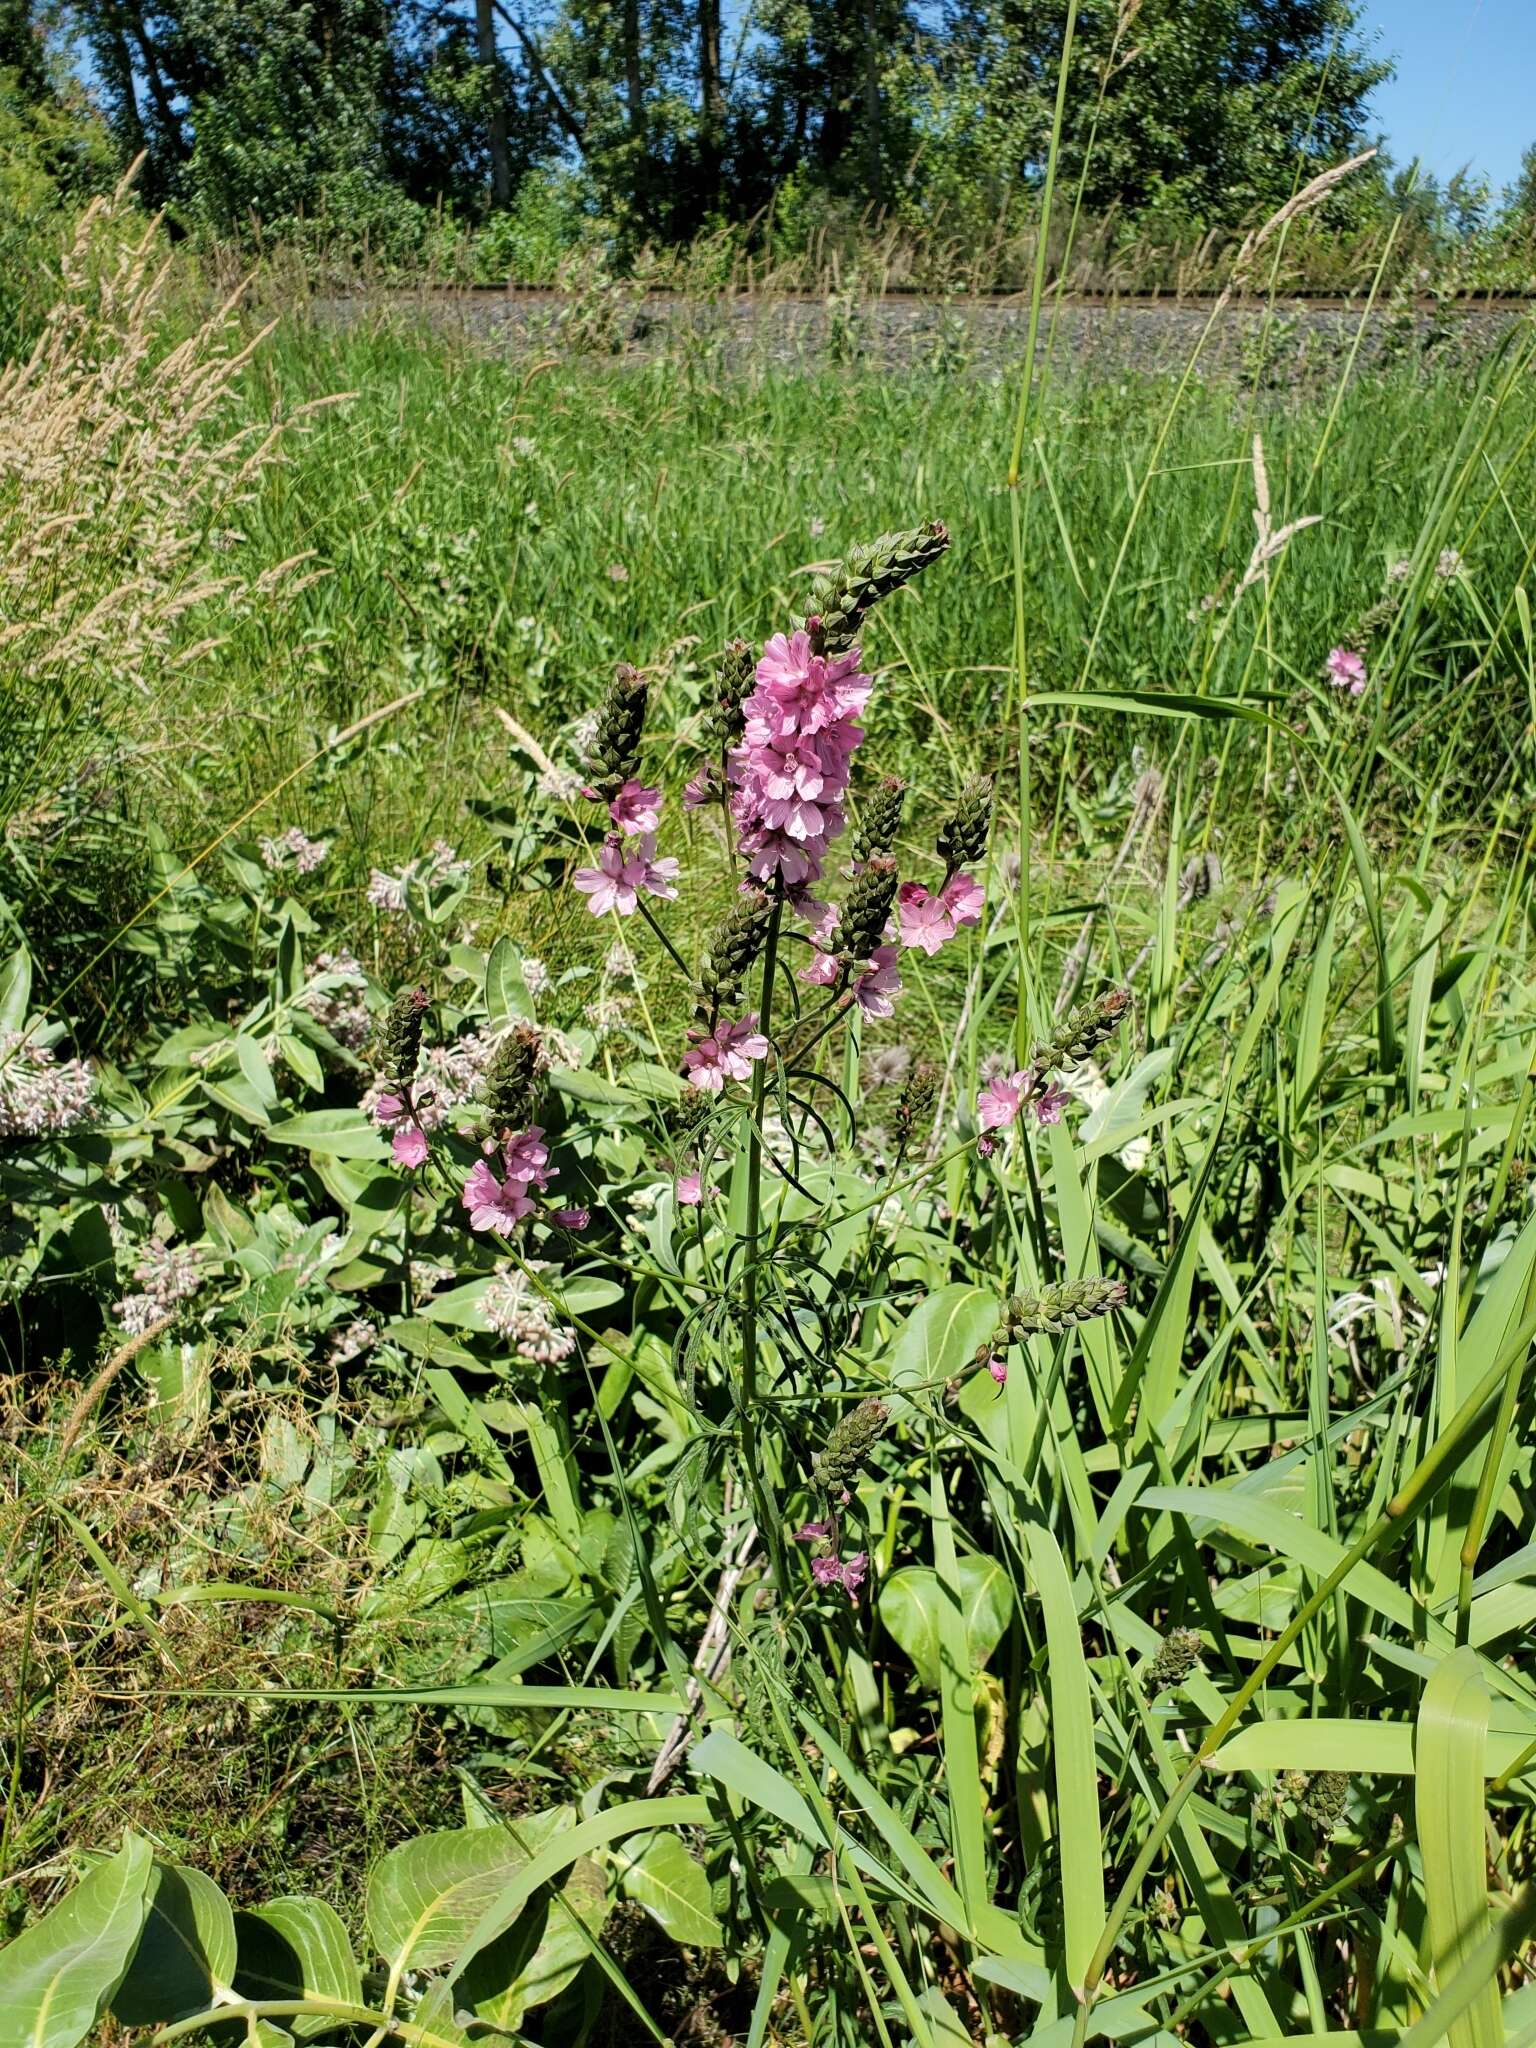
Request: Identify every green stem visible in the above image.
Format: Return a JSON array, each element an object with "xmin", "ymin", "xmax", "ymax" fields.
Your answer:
[{"xmin": 740, "ymin": 896, "xmax": 786, "ymax": 1573}]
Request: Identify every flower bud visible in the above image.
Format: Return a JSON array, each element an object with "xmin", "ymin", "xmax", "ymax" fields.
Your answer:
[
  {"xmin": 703, "ymin": 639, "xmax": 754, "ymax": 753},
  {"xmin": 586, "ymin": 663, "xmax": 649, "ymax": 798},
  {"xmin": 479, "ymin": 1022, "xmax": 547, "ymax": 1136},
  {"xmin": 937, "ymin": 774, "xmax": 994, "ymax": 871},
  {"xmin": 893, "ymin": 1060, "xmax": 938, "ymax": 1152},
  {"xmin": 837, "ymin": 855, "xmax": 899, "ymax": 965},
  {"xmin": 1035, "ymin": 987, "xmax": 1132, "ymax": 1072},
  {"xmin": 811, "ymin": 1395, "xmax": 890, "ymax": 1498},
  {"xmin": 803, "ymin": 521, "xmax": 951, "ymax": 655},
  {"xmin": 852, "ymin": 777, "xmax": 906, "ymax": 865},
  {"xmin": 693, "ymin": 889, "xmax": 774, "ymax": 1022},
  {"xmin": 377, "ymin": 986, "xmax": 429, "ymax": 1087}
]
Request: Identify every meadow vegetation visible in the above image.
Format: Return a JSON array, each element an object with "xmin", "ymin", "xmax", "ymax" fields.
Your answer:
[{"xmin": 3, "ymin": 148, "xmax": 1536, "ymax": 2048}]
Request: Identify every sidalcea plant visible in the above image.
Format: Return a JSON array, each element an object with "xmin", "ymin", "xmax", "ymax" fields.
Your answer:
[{"xmin": 356, "ymin": 521, "xmax": 1130, "ymax": 1616}]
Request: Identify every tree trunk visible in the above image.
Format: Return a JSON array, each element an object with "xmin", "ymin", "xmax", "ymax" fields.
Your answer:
[
  {"xmin": 861, "ymin": 0, "xmax": 881, "ymax": 209},
  {"xmin": 475, "ymin": 0, "xmax": 511, "ymax": 207},
  {"xmin": 698, "ymin": 0, "xmax": 721, "ymax": 203}
]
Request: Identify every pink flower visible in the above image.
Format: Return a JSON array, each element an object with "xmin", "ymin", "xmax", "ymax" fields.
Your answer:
[
  {"xmin": 811, "ymin": 1555, "xmax": 843, "ymax": 1587},
  {"xmin": 810, "ymin": 1548, "xmax": 868, "ymax": 1600},
  {"xmin": 1032, "ymin": 1082, "xmax": 1070, "ymax": 1128},
  {"xmin": 853, "ymin": 944, "xmax": 902, "ymax": 1019},
  {"xmin": 503, "ymin": 1126, "xmax": 553, "ymax": 1189},
  {"xmin": 940, "ymin": 870, "xmax": 984, "ymax": 929},
  {"xmin": 682, "ymin": 1014, "xmax": 770, "ymax": 1094},
  {"xmin": 554, "ymin": 1206, "xmax": 590, "ymax": 1230},
  {"xmin": 795, "ymin": 1520, "xmax": 832, "ymax": 1542},
  {"xmin": 752, "ymin": 630, "xmax": 871, "ymax": 739},
  {"xmin": 988, "ymin": 1355, "xmax": 1007, "ymax": 1385},
  {"xmin": 608, "ymin": 780, "xmax": 662, "ymax": 834},
  {"xmin": 373, "ymin": 1091, "xmax": 406, "ymax": 1127},
  {"xmin": 392, "ymin": 1125, "xmax": 429, "ymax": 1168},
  {"xmin": 683, "ymin": 767, "xmax": 716, "ymax": 809},
  {"xmin": 462, "ymin": 1159, "xmax": 537, "ymax": 1231},
  {"xmin": 676, "ymin": 1173, "xmax": 705, "ymax": 1205},
  {"xmin": 977, "ymin": 1070, "xmax": 1030, "ymax": 1131},
  {"xmin": 1326, "ymin": 646, "xmax": 1367, "ymax": 696},
  {"xmin": 798, "ymin": 949, "xmax": 841, "ymax": 986},
  {"xmin": 840, "ymin": 1552, "xmax": 868, "ymax": 1598},
  {"xmin": 573, "ymin": 833, "xmax": 682, "ymax": 916},
  {"xmin": 896, "ymin": 882, "xmax": 954, "ymax": 955}
]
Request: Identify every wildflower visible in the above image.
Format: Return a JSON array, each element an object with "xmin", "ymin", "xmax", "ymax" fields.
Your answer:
[
  {"xmin": 462, "ymin": 1159, "xmax": 537, "ymax": 1231},
  {"xmin": 811, "ymin": 1551, "xmax": 868, "ymax": 1602},
  {"xmin": 259, "ymin": 825, "xmax": 328, "ymax": 874},
  {"xmin": 798, "ymin": 950, "xmax": 841, "ymax": 987},
  {"xmin": 936, "ymin": 776, "xmax": 994, "ymax": 872},
  {"xmin": 328, "ymin": 1318, "xmax": 378, "ymax": 1366},
  {"xmin": 607, "ymin": 561, "xmax": 629, "ymax": 583},
  {"xmin": 728, "ymin": 630, "xmax": 870, "ymax": 886},
  {"xmin": 853, "ymin": 945, "xmax": 902, "ymax": 1018},
  {"xmin": 502, "ymin": 1126, "xmax": 553, "ymax": 1189},
  {"xmin": 1387, "ymin": 556, "xmax": 1412, "ymax": 583},
  {"xmin": 1325, "ymin": 646, "xmax": 1367, "ymax": 696},
  {"xmin": 480, "ymin": 1263, "xmax": 577, "ymax": 1362},
  {"xmin": 977, "ymin": 1070, "xmax": 1030, "ymax": 1131},
  {"xmin": 554, "ymin": 1206, "xmax": 590, "ymax": 1231},
  {"xmin": 795, "ymin": 1520, "xmax": 832, "ymax": 1542},
  {"xmin": 538, "ymin": 765, "xmax": 584, "ymax": 802},
  {"xmin": 1032, "ymin": 1082, "xmax": 1069, "ymax": 1127},
  {"xmin": 895, "ymin": 882, "xmax": 952, "ymax": 955},
  {"xmin": 987, "ymin": 1354, "xmax": 1007, "ymax": 1385},
  {"xmin": 372, "ymin": 1091, "xmax": 406, "ymax": 1126},
  {"xmin": 392, "ymin": 1125, "xmax": 429, "ymax": 1169},
  {"xmin": 521, "ymin": 957, "xmax": 550, "ymax": 996},
  {"xmin": 682, "ymin": 1014, "xmax": 769, "ymax": 1094},
  {"xmin": 683, "ymin": 767, "xmax": 717, "ymax": 808},
  {"xmin": 112, "ymin": 1237, "xmax": 201, "ymax": 1332},
  {"xmin": 0, "ymin": 1032, "xmax": 95, "ymax": 1137},
  {"xmin": 676, "ymin": 1173, "xmax": 706, "ymax": 1204},
  {"xmin": 608, "ymin": 780, "xmax": 662, "ymax": 834},
  {"xmin": 297, "ymin": 950, "xmax": 371, "ymax": 1051},
  {"xmin": 573, "ymin": 833, "xmax": 681, "ymax": 917},
  {"xmin": 851, "ymin": 777, "xmax": 906, "ymax": 865},
  {"xmin": 1435, "ymin": 547, "xmax": 1463, "ymax": 580},
  {"xmin": 939, "ymin": 870, "xmax": 984, "ymax": 929}
]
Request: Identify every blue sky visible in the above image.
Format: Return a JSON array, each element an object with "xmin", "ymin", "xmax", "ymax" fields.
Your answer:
[{"xmin": 1359, "ymin": 0, "xmax": 1532, "ymax": 198}]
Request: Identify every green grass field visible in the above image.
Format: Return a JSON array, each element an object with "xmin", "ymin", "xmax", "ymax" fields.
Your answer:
[{"xmin": 4, "ymin": 216, "xmax": 1536, "ymax": 2048}]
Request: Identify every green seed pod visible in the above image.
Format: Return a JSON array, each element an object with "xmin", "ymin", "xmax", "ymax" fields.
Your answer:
[
  {"xmin": 1299, "ymin": 1770, "xmax": 1351, "ymax": 1834},
  {"xmin": 586, "ymin": 663, "xmax": 649, "ymax": 798},
  {"xmin": 1035, "ymin": 987, "xmax": 1132, "ymax": 1073},
  {"xmin": 377, "ymin": 986, "xmax": 429, "ymax": 1087},
  {"xmin": 479, "ymin": 1022, "xmax": 547, "ymax": 1135},
  {"xmin": 838, "ymin": 855, "xmax": 899, "ymax": 965},
  {"xmin": 852, "ymin": 777, "xmax": 906, "ymax": 864},
  {"xmin": 937, "ymin": 774, "xmax": 994, "ymax": 871},
  {"xmin": 811, "ymin": 1395, "xmax": 890, "ymax": 1498},
  {"xmin": 802, "ymin": 521, "xmax": 951, "ymax": 656},
  {"xmin": 1146, "ymin": 1625, "xmax": 1203, "ymax": 1696}
]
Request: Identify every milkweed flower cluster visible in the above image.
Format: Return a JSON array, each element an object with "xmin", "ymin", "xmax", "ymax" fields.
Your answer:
[
  {"xmin": 0, "ymin": 1030, "xmax": 95, "ymax": 1137},
  {"xmin": 366, "ymin": 840, "xmax": 470, "ymax": 913},
  {"xmin": 480, "ymin": 1261, "xmax": 577, "ymax": 1361},
  {"xmin": 113, "ymin": 1237, "xmax": 201, "ymax": 1335},
  {"xmin": 259, "ymin": 825, "xmax": 328, "ymax": 874}
]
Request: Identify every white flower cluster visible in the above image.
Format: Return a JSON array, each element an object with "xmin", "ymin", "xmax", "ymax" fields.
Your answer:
[
  {"xmin": 259, "ymin": 826, "xmax": 328, "ymax": 874},
  {"xmin": 366, "ymin": 840, "xmax": 470, "ymax": 913},
  {"xmin": 537, "ymin": 766, "xmax": 584, "ymax": 802},
  {"xmin": 296, "ymin": 949, "xmax": 371, "ymax": 1052},
  {"xmin": 327, "ymin": 1317, "xmax": 378, "ymax": 1366},
  {"xmin": 113, "ymin": 1238, "xmax": 202, "ymax": 1335},
  {"xmin": 480, "ymin": 1262, "xmax": 576, "ymax": 1363},
  {"xmin": 0, "ymin": 1030, "xmax": 95, "ymax": 1137}
]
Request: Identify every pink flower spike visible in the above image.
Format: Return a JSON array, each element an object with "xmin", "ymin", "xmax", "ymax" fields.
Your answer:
[
  {"xmin": 392, "ymin": 1125, "xmax": 429, "ymax": 1168},
  {"xmin": 840, "ymin": 1552, "xmax": 868, "ymax": 1599},
  {"xmin": 896, "ymin": 882, "xmax": 953, "ymax": 955},
  {"xmin": 1031, "ymin": 1083, "xmax": 1070, "ymax": 1128},
  {"xmin": 682, "ymin": 1014, "xmax": 770, "ymax": 1094},
  {"xmin": 554, "ymin": 1206, "xmax": 590, "ymax": 1231},
  {"xmin": 798, "ymin": 949, "xmax": 841, "ymax": 986},
  {"xmin": 373, "ymin": 1091, "xmax": 406, "ymax": 1126},
  {"xmin": 977, "ymin": 1069, "xmax": 1031, "ymax": 1132},
  {"xmin": 462, "ymin": 1159, "xmax": 536, "ymax": 1232},
  {"xmin": 987, "ymin": 1354, "xmax": 1008, "ymax": 1385},
  {"xmin": 940, "ymin": 870, "xmax": 984, "ymax": 929},
  {"xmin": 853, "ymin": 944, "xmax": 902, "ymax": 1019},
  {"xmin": 795, "ymin": 1521, "xmax": 832, "ymax": 1543},
  {"xmin": 1325, "ymin": 646, "xmax": 1367, "ymax": 695},
  {"xmin": 609, "ymin": 780, "xmax": 662, "ymax": 834}
]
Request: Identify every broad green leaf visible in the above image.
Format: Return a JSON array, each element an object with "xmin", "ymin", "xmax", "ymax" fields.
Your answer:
[
  {"xmin": 110, "ymin": 1862, "xmax": 235, "ymax": 2024},
  {"xmin": 1209, "ymin": 1719, "xmax": 1536, "ymax": 1780},
  {"xmin": 461, "ymin": 1855, "xmax": 610, "ymax": 2029},
  {"xmin": 878, "ymin": 1556, "xmax": 1012, "ymax": 1691},
  {"xmin": 1418, "ymin": 1650, "xmax": 1500, "ymax": 2048},
  {"xmin": 0, "ymin": 1835, "xmax": 151, "ymax": 2048},
  {"xmin": 615, "ymin": 1831, "xmax": 722, "ymax": 1948},
  {"xmin": 884, "ymin": 1284, "xmax": 997, "ymax": 1412},
  {"xmin": 233, "ymin": 1896, "xmax": 364, "ymax": 2033},
  {"xmin": 266, "ymin": 1110, "xmax": 388, "ymax": 1160},
  {"xmin": 367, "ymin": 1819, "xmax": 565, "ymax": 1975},
  {"xmin": 485, "ymin": 936, "xmax": 534, "ymax": 1027},
  {"xmin": 0, "ymin": 947, "xmax": 31, "ymax": 1034}
]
